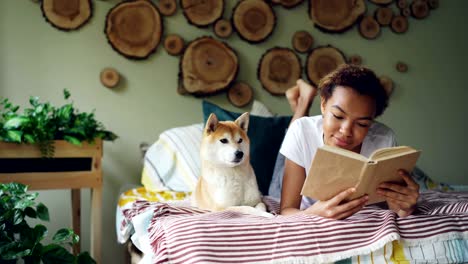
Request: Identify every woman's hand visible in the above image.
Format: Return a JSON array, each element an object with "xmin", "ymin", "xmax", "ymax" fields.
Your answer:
[
  {"xmin": 377, "ymin": 169, "xmax": 420, "ymax": 217},
  {"xmin": 303, "ymin": 188, "xmax": 368, "ymax": 220}
]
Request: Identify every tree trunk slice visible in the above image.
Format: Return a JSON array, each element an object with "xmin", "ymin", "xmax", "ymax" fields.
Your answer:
[
  {"xmin": 41, "ymin": 0, "xmax": 92, "ymax": 31},
  {"xmin": 411, "ymin": 0, "xmax": 429, "ymax": 19},
  {"xmin": 228, "ymin": 82, "xmax": 253, "ymax": 107},
  {"xmin": 375, "ymin": 7, "xmax": 393, "ymax": 26},
  {"xmin": 359, "ymin": 16, "xmax": 381, "ymax": 39},
  {"xmin": 379, "ymin": 75, "xmax": 394, "ymax": 96},
  {"xmin": 309, "ymin": 0, "xmax": 366, "ymax": 33},
  {"xmin": 368, "ymin": 0, "xmax": 393, "ymax": 5},
  {"xmin": 390, "ymin": 15, "xmax": 408, "ymax": 33},
  {"xmin": 180, "ymin": 37, "xmax": 238, "ymax": 95},
  {"xmin": 397, "ymin": 0, "xmax": 407, "ymax": 9},
  {"xmin": 105, "ymin": 0, "xmax": 162, "ymax": 60},
  {"xmin": 258, "ymin": 47, "xmax": 301, "ymax": 95},
  {"xmin": 181, "ymin": 0, "xmax": 224, "ymax": 27},
  {"xmin": 396, "ymin": 61, "xmax": 408, "ymax": 72},
  {"xmin": 158, "ymin": 0, "xmax": 177, "ymax": 16},
  {"xmin": 400, "ymin": 7, "xmax": 411, "ymax": 17},
  {"xmin": 292, "ymin": 31, "xmax": 314, "ymax": 53},
  {"xmin": 348, "ymin": 54, "xmax": 362, "ymax": 65},
  {"xmin": 306, "ymin": 45, "xmax": 346, "ymax": 86},
  {"xmin": 272, "ymin": 0, "xmax": 304, "ymax": 9},
  {"xmin": 428, "ymin": 0, "xmax": 439, "ymax": 10},
  {"xmin": 164, "ymin": 34, "xmax": 184, "ymax": 56},
  {"xmin": 100, "ymin": 68, "xmax": 120, "ymax": 88},
  {"xmin": 232, "ymin": 0, "xmax": 276, "ymax": 44},
  {"xmin": 214, "ymin": 19, "xmax": 233, "ymax": 38}
]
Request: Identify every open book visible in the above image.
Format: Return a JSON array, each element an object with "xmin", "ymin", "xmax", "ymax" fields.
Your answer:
[{"xmin": 301, "ymin": 145, "xmax": 421, "ymax": 204}]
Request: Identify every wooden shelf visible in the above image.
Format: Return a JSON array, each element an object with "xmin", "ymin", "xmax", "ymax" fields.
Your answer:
[{"xmin": 0, "ymin": 140, "xmax": 103, "ymax": 263}]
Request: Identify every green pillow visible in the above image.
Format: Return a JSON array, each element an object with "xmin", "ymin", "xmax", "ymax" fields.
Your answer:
[{"xmin": 202, "ymin": 101, "xmax": 291, "ymax": 195}]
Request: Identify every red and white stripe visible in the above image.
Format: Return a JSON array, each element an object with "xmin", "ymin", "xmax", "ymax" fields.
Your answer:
[{"xmin": 123, "ymin": 191, "xmax": 468, "ymax": 264}]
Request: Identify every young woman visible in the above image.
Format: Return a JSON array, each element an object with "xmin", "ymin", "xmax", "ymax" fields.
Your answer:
[{"xmin": 279, "ymin": 64, "xmax": 419, "ymax": 219}]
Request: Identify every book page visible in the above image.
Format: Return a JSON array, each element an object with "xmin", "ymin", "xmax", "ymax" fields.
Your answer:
[
  {"xmin": 301, "ymin": 147, "xmax": 365, "ymax": 201},
  {"xmin": 321, "ymin": 144, "xmax": 368, "ymax": 162},
  {"xmin": 369, "ymin": 146, "xmax": 416, "ymax": 161}
]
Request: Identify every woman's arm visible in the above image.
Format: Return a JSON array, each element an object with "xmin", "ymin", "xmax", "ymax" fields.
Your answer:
[
  {"xmin": 280, "ymin": 158, "xmax": 369, "ymax": 219},
  {"xmin": 280, "ymin": 158, "xmax": 305, "ymax": 215}
]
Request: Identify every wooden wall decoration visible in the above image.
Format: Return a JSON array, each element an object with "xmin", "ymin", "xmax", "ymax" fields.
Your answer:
[
  {"xmin": 348, "ymin": 55, "xmax": 363, "ymax": 65},
  {"xmin": 214, "ymin": 19, "xmax": 233, "ymax": 39},
  {"xmin": 158, "ymin": 0, "xmax": 177, "ymax": 16},
  {"xmin": 105, "ymin": 0, "xmax": 163, "ymax": 60},
  {"xmin": 181, "ymin": 0, "xmax": 224, "ymax": 27},
  {"xmin": 375, "ymin": 7, "xmax": 394, "ymax": 26},
  {"xmin": 232, "ymin": 0, "xmax": 276, "ymax": 44},
  {"xmin": 179, "ymin": 37, "xmax": 238, "ymax": 96},
  {"xmin": 41, "ymin": 0, "xmax": 92, "ymax": 31},
  {"xmin": 359, "ymin": 16, "xmax": 381, "ymax": 39},
  {"xmin": 258, "ymin": 47, "xmax": 302, "ymax": 95},
  {"xmin": 390, "ymin": 15, "xmax": 408, "ymax": 33},
  {"xmin": 379, "ymin": 75, "xmax": 394, "ymax": 96},
  {"xmin": 292, "ymin": 31, "xmax": 314, "ymax": 53},
  {"xmin": 228, "ymin": 82, "xmax": 254, "ymax": 107},
  {"xmin": 309, "ymin": 0, "xmax": 366, "ymax": 32},
  {"xmin": 306, "ymin": 45, "xmax": 346, "ymax": 86},
  {"xmin": 164, "ymin": 34, "xmax": 185, "ymax": 56},
  {"xmin": 100, "ymin": 68, "xmax": 120, "ymax": 89},
  {"xmin": 35, "ymin": 0, "xmax": 440, "ymax": 107}
]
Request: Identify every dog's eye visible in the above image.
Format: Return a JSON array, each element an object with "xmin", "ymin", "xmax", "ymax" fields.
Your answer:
[
  {"xmin": 237, "ymin": 138, "xmax": 243, "ymax": 144},
  {"xmin": 220, "ymin": 138, "xmax": 228, "ymax": 144}
]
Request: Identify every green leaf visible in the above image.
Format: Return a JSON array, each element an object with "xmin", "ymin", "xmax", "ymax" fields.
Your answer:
[
  {"xmin": 76, "ymin": 252, "xmax": 97, "ymax": 264},
  {"xmin": 13, "ymin": 210, "xmax": 24, "ymax": 225},
  {"xmin": 63, "ymin": 89, "xmax": 71, "ymax": 100},
  {"xmin": 41, "ymin": 244, "xmax": 75, "ymax": 264},
  {"xmin": 33, "ymin": 224, "xmax": 48, "ymax": 243},
  {"xmin": 6, "ymin": 130, "xmax": 22, "ymax": 142},
  {"xmin": 64, "ymin": 135, "xmax": 81, "ymax": 146},
  {"xmin": 29, "ymin": 96, "xmax": 39, "ymax": 107},
  {"xmin": 24, "ymin": 207, "xmax": 37, "ymax": 218},
  {"xmin": 4, "ymin": 117, "xmax": 29, "ymax": 129},
  {"xmin": 36, "ymin": 203, "xmax": 49, "ymax": 221},
  {"xmin": 52, "ymin": 228, "xmax": 75, "ymax": 244},
  {"xmin": 24, "ymin": 134, "xmax": 36, "ymax": 144}
]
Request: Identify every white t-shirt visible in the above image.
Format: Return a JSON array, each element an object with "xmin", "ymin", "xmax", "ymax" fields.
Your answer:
[{"xmin": 279, "ymin": 115, "xmax": 397, "ymax": 209}]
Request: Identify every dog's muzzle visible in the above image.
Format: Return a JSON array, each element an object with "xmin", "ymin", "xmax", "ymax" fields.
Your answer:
[{"xmin": 233, "ymin": 150, "xmax": 244, "ymax": 162}]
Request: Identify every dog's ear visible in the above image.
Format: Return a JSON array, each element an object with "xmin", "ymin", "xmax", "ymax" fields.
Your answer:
[
  {"xmin": 205, "ymin": 113, "xmax": 218, "ymax": 134},
  {"xmin": 235, "ymin": 112, "xmax": 249, "ymax": 132}
]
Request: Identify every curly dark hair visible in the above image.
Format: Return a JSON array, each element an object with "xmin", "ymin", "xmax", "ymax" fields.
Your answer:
[{"xmin": 318, "ymin": 64, "xmax": 388, "ymax": 117}]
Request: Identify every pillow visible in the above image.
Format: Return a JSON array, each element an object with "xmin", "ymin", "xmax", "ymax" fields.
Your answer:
[
  {"xmin": 141, "ymin": 123, "xmax": 203, "ymax": 192},
  {"xmin": 251, "ymin": 100, "xmax": 274, "ymax": 117},
  {"xmin": 412, "ymin": 167, "xmax": 454, "ymax": 192},
  {"xmin": 203, "ymin": 101, "xmax": 292, "ymax": 195}
]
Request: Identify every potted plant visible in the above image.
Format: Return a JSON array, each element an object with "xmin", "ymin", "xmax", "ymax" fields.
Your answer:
[
  {"xmin": 0, "ymin": 182, "xmax": 96, "ymax": 263},
  {"xmin": 0, "ymin": 90, "xmax": 117, "ymax": 263},
  {"xmin": 0, "ymin": 89, "xmax": 117, "ymax": 156}
]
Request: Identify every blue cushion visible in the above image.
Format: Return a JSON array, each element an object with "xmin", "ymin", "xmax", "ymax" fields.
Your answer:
[{"xmin": 202, "ymin": 101, "xmax": 291, "ymax": 195}]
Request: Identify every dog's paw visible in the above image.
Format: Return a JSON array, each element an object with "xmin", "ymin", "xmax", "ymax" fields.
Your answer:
[
  {"xmin": 226, "ymin": 205, "xmax": 274, "ymax": 218},
  {"xmin": 255, "ymin": 202, "xmax": 267, "ymax": 212}
]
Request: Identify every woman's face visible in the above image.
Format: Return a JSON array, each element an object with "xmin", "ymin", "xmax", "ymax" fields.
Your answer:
[{"xmin": 321, "ymin": 86, "xmax": 376, "ymax": 153}]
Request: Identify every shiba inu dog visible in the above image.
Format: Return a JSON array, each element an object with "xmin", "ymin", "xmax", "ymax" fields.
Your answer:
[{"xmin": 192, "ymin": 112, "xmax": 269, "ymax": 216}]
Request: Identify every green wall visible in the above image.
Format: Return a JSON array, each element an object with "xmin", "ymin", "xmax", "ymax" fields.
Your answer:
[{"xmin": 1, "ymin": 0, "xmax": 467, "ymax": 262}]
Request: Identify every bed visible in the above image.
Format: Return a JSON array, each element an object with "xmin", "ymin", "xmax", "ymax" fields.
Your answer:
[{"xmin": 116, "ymin": 101, "xmax": 468, "ymax": 264}]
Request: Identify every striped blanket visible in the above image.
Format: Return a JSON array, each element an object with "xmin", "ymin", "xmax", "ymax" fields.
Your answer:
[{"xmin": 121, "ymin": 191, "xmax": 468, "ymax": 264}]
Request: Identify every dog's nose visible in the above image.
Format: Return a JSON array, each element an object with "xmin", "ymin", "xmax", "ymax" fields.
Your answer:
[{"xmin": 235, "ymin": 151, "xmax": 244, "ymax": 160}]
